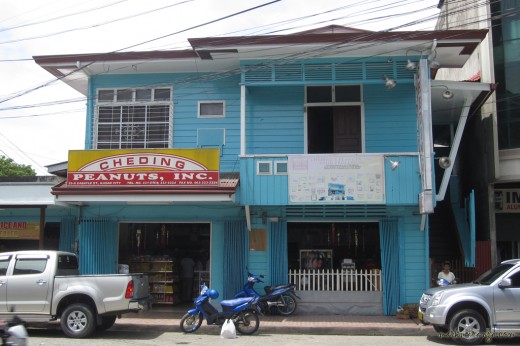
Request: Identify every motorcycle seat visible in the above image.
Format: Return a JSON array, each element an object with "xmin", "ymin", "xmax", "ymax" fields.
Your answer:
[
  {"xmin": 264, "ymin": 284, "xmax": 291, "ymax": 293},
  {"xmin": 221, "ymin": 297, "xmax": 254, "ymax": 308}
]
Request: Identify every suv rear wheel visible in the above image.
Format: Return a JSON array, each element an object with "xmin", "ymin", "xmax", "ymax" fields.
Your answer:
[{"xmin": 448, "ymin": 309, "xmax": 486, "ymax": 345}]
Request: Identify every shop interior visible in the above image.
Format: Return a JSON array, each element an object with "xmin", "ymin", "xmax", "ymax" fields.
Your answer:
[
  {"xmin": 118, "ymin": 223, "xmax": 210, "ymax": 305},
  {"xmin": 288, "ymin": 222, "xmax": 381, "ymax": 271}
]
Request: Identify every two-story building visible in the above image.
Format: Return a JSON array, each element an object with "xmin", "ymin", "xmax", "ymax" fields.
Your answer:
[{"xmin": 1, "ymin": 25, "xmax": 494, "ymax": 315}]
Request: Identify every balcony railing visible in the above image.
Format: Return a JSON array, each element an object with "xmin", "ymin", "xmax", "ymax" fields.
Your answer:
[{"xmin": 288, "ymin": 269, "xmax": 382, "ymax": 292}]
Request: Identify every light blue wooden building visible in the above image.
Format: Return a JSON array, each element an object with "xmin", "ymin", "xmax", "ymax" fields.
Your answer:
[{"xmin": 1, "ymin": 26, "xmax": 494, "ymax": 315}]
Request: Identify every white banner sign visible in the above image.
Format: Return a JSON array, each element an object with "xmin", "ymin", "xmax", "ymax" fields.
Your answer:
[{"xmin": 288, "ymin": 155, "xmax": 385, "ymax": 204}]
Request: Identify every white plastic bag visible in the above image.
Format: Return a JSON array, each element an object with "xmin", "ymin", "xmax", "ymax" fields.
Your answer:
[{"xmin": 220, "ymin": 319, "xmax": 237, "ymax": 339}]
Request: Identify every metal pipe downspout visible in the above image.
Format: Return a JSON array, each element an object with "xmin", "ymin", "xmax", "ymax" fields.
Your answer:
[
  {"xmin": 245, "ymin": 205, "xmax": 251, "ymax": 231},
  {"xmin": 240, "ymin": 84, "xmax": 246, "ymax": 156}
]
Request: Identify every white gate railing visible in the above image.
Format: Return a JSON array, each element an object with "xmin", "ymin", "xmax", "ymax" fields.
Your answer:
[{"xmin": 288, "ymin": 269, "xmax": 382, "ymax": 292}]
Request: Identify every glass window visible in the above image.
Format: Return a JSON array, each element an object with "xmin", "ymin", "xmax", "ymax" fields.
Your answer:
[
  {"xmin": 509, "ymin": 270, "xmax": 520, "ymax": 287},
  {"xmin": 154, "ymin": 88, "xmax": 171, "ymax": 101},
  {"xmin": 199, "ymin": 101, "xmax": 225, "ymax": 117},
  {"xmin": 136, "ymin": 89, "xmax": 152, "ymax": 102},
  {"xmin": 307, "ymin": 85, "xmax": 361, "ymax": 103},
  {"xmin": 275, "ymin": 161, "xmax": 288, "ymax": 175},
  {"xmin": 95, "ymin": 87, "xmax": 172, "ymax": 149},
  {"xmin": 257, "ymin": 161, "xmax": 272, "ymax": 175},
  {"xmin": 98, "ymin": 90, "xmax": 114, "ymax": 102},
  {"xmin": 58, "ymin": 255, "xmax": 78, "ymax": 270},
  {"xmin": 117, "ymin": 89, "xmax": 133, "ymax": 102},
  {"xmin": 307, "ymin": 86, "xmax": 332, "ymax": 103},
  {"xmin": 0, "ymin": 259, "xmax": 9, "ymax": 276},
  {"xmin": 335, "ymin": 85, "xmax": 361, "ymax": 102},
  {"xmin": 13, "ymin": 258, "xmax": 47, "ymax": 275}
]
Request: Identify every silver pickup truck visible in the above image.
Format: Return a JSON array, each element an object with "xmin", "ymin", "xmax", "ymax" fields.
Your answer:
[
  {"xmin": 0, "ymin": 250, "xmax": 150, "ymax": 338},
  {"xmin": 419, "ymin": 259, "xmax": 520, "ymax": 345}
]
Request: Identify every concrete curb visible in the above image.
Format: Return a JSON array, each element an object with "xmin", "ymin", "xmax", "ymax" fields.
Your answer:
[{"xmin": 111, "ymin": 312, "xmax": 437, "ymax": 337}]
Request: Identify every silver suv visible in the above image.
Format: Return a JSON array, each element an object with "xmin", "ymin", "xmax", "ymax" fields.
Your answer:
[{"xmin": 419, "ymin": 259, "xmax": 520, "ymax": 345}]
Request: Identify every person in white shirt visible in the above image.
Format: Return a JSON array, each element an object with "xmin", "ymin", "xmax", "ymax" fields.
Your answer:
[{"xmin": 438, "ymin": 261, "xmax": 456, "ymax": 284}]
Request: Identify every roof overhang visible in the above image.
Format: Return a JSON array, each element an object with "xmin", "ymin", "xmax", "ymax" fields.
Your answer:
[
  {"xmin": 0, "ymin": 178, "xmax": 64, "ymax": 207},
  {"xmin": 189, "ymin": 30, "xmax": 487, "ymax": 63},
  {"xmin": 431, "ymin": 79, "xmax": 496, "ymax": 124},
  {"xmin": 33, "ymin": 29, "xmax": 488, "ymax": 96}
]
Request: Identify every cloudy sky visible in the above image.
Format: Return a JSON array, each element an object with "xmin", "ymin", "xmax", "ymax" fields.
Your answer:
[{"xmin": 0, "ymin": 0, "xmax": 440, "ymax": 175}]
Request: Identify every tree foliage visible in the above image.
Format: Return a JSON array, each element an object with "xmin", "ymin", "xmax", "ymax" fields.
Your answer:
[{"xmin": 0, "ymin": 156, "xmax": 36, "ymax": 177}]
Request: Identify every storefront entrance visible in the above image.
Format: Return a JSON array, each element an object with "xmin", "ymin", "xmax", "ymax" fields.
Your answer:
[
  {"xmin": 287, "ymin": 222, "xmax": 383, "ymax": 314},
  {"xmin": 288, "ymin": 222, "xmax": 380, "ymax": 271},
  {"xmin": 118, "ymin": 223, "xmax": 210, "ymax": 306}
]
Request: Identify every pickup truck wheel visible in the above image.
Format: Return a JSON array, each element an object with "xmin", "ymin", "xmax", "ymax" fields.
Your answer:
[
  {"xmin": 449, "ymin": 309, "xmax": 486, "ymax": 345},
  {"xmin": 61, "ymin": 303, "xmax": 96, "ymax": 338},
  {"xmin": 97, "ymin": 315, "xmax": 117, "ymax": 330}
]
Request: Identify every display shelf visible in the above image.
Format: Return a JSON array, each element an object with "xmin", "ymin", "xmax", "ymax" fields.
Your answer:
[{"xmin": 128, "ymin": 257, "xmax": 180, "ymax": 305}]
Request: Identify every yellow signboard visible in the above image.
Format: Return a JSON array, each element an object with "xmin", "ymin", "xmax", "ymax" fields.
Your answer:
[
  {"xmin": 0, "ymin": 222, "xmax": 40, "ymax": 240},
  {"xmin": 67, "ymin": 148, "xmax": 220, "ymax": 186}
]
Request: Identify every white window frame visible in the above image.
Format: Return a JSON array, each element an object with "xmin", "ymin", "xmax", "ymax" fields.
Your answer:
[
  {"xmin": 257, "ymin": 161, "xmax": 272, "ymax": 175},
  {"xmin": 274, "ymin": 161, "xmax": 288, "ymax": 175},
  {"xmin": 198, "ymin": 101, "xmax": 226, "ymax": 118},
  {"xmin": 94, "ymin": 87, "xmax": 173, "ymax": 149},
  {"xmin": 303, "ymin": 84, "xmax": 365, "ymax": 154}
]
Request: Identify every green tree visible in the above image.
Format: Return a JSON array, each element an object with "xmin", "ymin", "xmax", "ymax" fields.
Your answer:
[{"xmin": 0, "ymin": 156, "xmax": 36, "ymax": 177}]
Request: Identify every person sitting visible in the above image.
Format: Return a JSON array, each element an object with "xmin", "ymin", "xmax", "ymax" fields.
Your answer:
[{"xmin": 438, "ymin": 261, "xmax": 456, "ymax": 285}]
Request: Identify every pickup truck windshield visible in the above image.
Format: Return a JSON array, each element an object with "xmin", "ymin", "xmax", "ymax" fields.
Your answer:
[{"xmin": 474, "ymin": 263, "xmax": 515, "ymax": 285}]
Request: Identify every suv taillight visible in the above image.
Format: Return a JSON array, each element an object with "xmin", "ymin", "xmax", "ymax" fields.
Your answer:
[{"xmin": 125, "ymin": 280, "xmax": 134, "ymax": 299}]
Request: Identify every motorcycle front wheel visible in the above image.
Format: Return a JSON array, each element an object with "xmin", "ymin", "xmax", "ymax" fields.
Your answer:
[
  {"xmin": 276, "ymin": 294, "xmax": 297, "ymax": 315},
  {"xmin": 180, "ymin": 312, "xmax": 203, "ymax": 333},
  {"xmin": 234, "ymin": 309, "xmax": 260, "ymax": 335}
]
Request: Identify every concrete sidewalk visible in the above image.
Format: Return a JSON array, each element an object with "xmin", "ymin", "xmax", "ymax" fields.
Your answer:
[{"xmin": 112, "ymin": 308, "xmax": 436, "ymax": 336}]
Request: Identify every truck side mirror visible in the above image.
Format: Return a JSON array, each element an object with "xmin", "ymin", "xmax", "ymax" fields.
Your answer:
[{"xmin": 499, "ymin": 278, "xmax": 512, "ymax": 288}]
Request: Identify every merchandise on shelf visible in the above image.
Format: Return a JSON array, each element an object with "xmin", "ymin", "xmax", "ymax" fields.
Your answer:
[{"xmin": 127, "ymin": 256, "xmax": 180, "ymax": 305}]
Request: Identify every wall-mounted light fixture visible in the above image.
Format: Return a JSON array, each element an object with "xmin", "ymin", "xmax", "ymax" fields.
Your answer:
[
  {"xmin": 432, "ymin": 85, "xmax": 455, "ymax": 100},
  {"xmin": 404, "ymin": 48, "xmax": 423, "ymax": 71},
  {"xmin": 385, "ymin": 157, "xmax": 400, "ymax": 170},
  {"xmin": 438, "ymin": 157, "xmax": 451, "ymax": 169},
  {"xmin": 383, "ymin": 75, "xmax": 396, "ymax": 90},
  {"xmin": 406, "ymin": 59, "xmax": 418, "ymax": 71}
]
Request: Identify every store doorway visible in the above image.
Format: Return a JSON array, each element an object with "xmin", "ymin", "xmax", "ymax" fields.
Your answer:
[
  {"xmin": 288, "ymin": 222, "xmax": 380, "ymax": 271},
  {"xmin": 118, "ymin": 223, "xmax": 210, "ymax": 306}
]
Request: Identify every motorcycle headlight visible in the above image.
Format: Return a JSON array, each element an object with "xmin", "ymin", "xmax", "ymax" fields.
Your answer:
[{"xmin": 430, "ymin": 291, "xmax": 445, "ymax": 306}]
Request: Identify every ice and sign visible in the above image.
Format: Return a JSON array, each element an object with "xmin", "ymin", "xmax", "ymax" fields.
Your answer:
[{"xmin": 0, "ymin": 222, "xmax": 40, "ymax": 239}]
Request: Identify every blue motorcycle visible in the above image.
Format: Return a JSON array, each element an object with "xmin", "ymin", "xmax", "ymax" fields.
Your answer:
[
  {"xmin": 235, "ymin": 271, "xmax": 300, "ymax": 315},
  {"xmin": 180, "ymin": 283, "xmax": 261, "ymax": 335}
]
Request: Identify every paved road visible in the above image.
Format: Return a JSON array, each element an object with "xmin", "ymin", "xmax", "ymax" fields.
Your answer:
[{"xmin": 27, "ymin": 328, "xmax": 520, "ymax": 346}]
